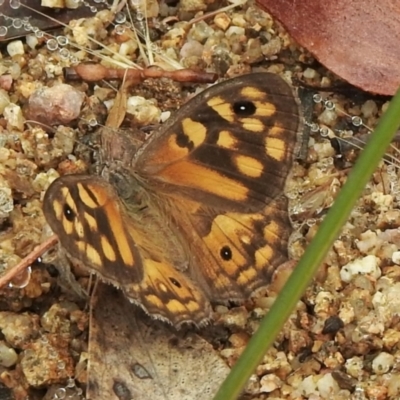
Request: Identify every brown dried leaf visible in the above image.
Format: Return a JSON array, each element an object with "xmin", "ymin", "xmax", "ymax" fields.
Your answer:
[
  {"xmin": 256, "ymin": 0, "xmax": 400, "ymax": 95},
  {"xmin": 88, "ymin": 284, "xmax": 230, "ymax": 400},
  {"xmin": 105, "ymin": 84, "xmax": 128, "ymax": 130}
]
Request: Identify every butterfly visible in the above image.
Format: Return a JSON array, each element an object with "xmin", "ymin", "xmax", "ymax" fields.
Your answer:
[{"xmin": 43, "ymin": 72, "xmax": 303, "ymax": 327}]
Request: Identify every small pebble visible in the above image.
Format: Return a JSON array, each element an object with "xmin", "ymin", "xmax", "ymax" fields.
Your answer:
[
  {"xmin": 372, "ymin": 352, "xmax": 394, "ymax": 374},
  {"xmin": 295, "ymin": 375, "xmax": 318, "ymax": 397},
  {"xmin": 373, "ymin": 282, "xmax": 400, "ymax": 317},
  {"xmin": 316, "ymin": 373, "xmax": 340, "ymax": 397},
  {"xmin": 0, "ymin": 185, "xmax": 13, "ymax": 218},
  {"xmin": 314, "ymin": 291, "xmax": 335, "ymax": 317},
  {"xmin": 25, "ymin": 34, "xmax": 39, "ymax": 50},
  {"xmin": 365, "ymin": 383, "xmax": 388, "ymax": 400},
  {"xmin": 345, "ymin": 356, "xmax": 364, "ymax": 379},
  {"xmin": 318, "ymin": 108, "xmax": 338, "ymax": 126},
  {"xmin": 7, "ymin": 40, "xmax": 25, "ymax": 57},
  {"xmin": 231, "ymin": 13, "xmax": 247, "ymax": 28},
  {"xmin": 179, "ymin": 0, "xmax": 207, "ymax": 11},
  {"xmin": 261, "ymin": 37, "xmax": 282, "ymax": 58},
  {"xmin": 214, "ymin": 13, "xmax": 231, "ymax": 31},
  {"xmin": 388, "ymin": 373, "xmax": 400, "ymax": 397},
  {"xmin": 187, "ymin": 21, "xmax": 215, "ymax": 43},
  {"xmin": 391, "ymin": 251, "xmax": 400, "ymax": 265},
  {"xmin": 0, "ymin": 312, "xmax": 40, "ymax": 348},
  {"xmin": 180, "ymin": 40, "xmax": 203, "ymax": 58},
  {"xmin": 245, "ymin": 374, "xmax": 261, "ymax": 395},
  {"xmin": 0, "ymin": 75, "xmax": 13, "ymax": 91},
  {"xmin": 225, "ymin": 26, "xmax": 245, "ymax": 38},
  {"xmin": 69, "ymin": 15, "xmax": 108, "ymax": 48},
  {"xmin": 260, "ymin": 374, "xmax": 282, "ymax": 393},
  {"xmin": 361, "ymin": 100, "xmax": 378, "ymax": 118},
  {"xmin": 340, "ymin": 255, "xmax": 381, "ymax": 283},
  {"xmin": 0, "ymin": 341, "xmax": 18, "ymax": 367},
  {"xmin": 355, "ymin": 230, "xmax": 381, "ymax": 254},
  {"xmin": 26, "ymin": 84, "xmax": 85, "ymax": 126},
  {"xmin": 126, "ymin": 96, "xmax": 161, "ymax": 125},
  {"xmin": 118, "ymin": 40, "xmax": 138, "ymax": 57},
  {"xmin": 42, "ymin": 0, "xmax": 73, "ymax": 7},
  {"xmin": 303, "ymin": 68, "xmax": 318, "ymax": 79},
  {"xmin": 21, "ymin": 334, "xmax": 74, "ymax": 387},
  {"xmin": 4, "ymin": 103, "xmax": 25, "ymax": 130},
  {"xmin": 217, "ymin": 306, "xmax": 248, "ymax": 329}
]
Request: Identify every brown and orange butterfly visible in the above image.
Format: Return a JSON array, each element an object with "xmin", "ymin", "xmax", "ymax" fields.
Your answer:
[{"xmin": 43, "ymin": 72, "xmax": 303, "ymax": 327}]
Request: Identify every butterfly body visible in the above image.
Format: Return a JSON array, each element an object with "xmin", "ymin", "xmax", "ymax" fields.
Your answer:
[{"xmin": 43, "ymin": 72, "xmax": 303, "ymax": 327}]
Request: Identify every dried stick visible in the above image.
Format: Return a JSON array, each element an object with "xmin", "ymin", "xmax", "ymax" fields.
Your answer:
[{"xmin": 0, "ymin": 235, "xmax": 58, "ymax": 288}]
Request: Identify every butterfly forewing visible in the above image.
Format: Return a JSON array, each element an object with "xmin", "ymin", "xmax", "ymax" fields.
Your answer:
[
  {"xmin": 43, "ymin": 175, "xmax": 144, "ymax": 284},
  {"xmin": 134, "ymin": 73, "xmax": 302, "ymax": 212}
]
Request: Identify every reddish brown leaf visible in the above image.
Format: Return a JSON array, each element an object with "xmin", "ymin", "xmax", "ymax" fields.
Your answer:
[{"xmin": 256, "ymin": 0, "xmax": 400, "ymax": 95}]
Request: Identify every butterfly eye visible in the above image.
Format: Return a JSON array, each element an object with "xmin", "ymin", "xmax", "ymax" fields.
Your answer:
[
  {"xmin": 63, "ymin": 204, "xmax": 76, "ymax": 222},
  {"xmin": 220, "ymin": 246, "xmax": 232, "ymax": 261},
  {"xmin": 233, "ymin": 101, "xmax": 256, "ymax": 116}
]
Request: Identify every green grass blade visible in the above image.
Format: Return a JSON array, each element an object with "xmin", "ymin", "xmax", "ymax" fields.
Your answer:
[{"xmin": 213, "ymin": 87, "xmax": 400, "ymax": 400}]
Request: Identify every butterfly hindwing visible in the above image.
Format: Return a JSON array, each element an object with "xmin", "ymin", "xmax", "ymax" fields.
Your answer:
[{"xmin": 167, "ymin": 196, "xmax": 290, "ymax": 302}]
